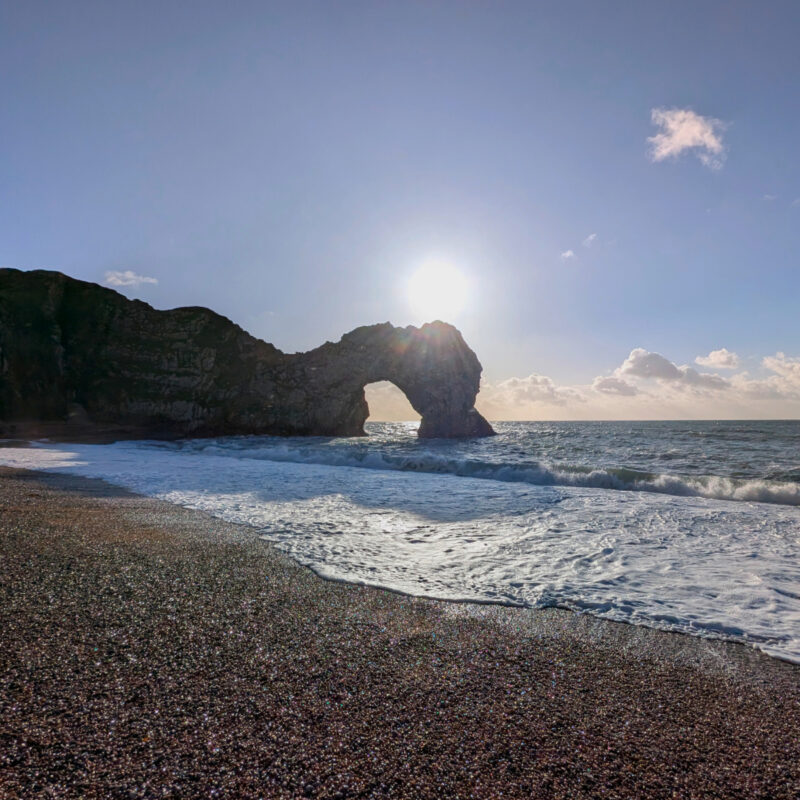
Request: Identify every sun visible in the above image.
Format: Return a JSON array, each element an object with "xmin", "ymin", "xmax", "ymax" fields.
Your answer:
[{"xmin": 407, "ymin": 259, "xmax": 469, "ymax": 322}]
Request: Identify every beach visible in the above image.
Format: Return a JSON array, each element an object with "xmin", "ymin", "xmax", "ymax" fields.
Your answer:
[
  {"xmin": 4, "ymin": 4, "xmax": 800, "ymax": 797},
  {"xmin": 1, "ymin": 466, "xmax": 798, "ymax": 799}
]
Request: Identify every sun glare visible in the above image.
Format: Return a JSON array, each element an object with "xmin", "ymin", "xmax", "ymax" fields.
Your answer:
[{"xmin": 407, "ymin": 259, "xmax": 469, "ymax": 322}]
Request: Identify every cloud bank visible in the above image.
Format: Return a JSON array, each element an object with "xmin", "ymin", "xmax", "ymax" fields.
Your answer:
[
  {"xmin": 370, "ymin": 351, "xmax": 800, "ymax": 423},
  {"xmin": 365, "ymin": 342, "xmax": 800, "ymax": 421},
  {"xmin": 481, "ymin": 374, "xmax": 585, "ymax": 411},
  {"xmin": 762, "ymin": 353, "xmax": 800, "ymax": 390},
  {"xmin": 647, "ymin": 108, "xmax": 727, "ymax": 169}
]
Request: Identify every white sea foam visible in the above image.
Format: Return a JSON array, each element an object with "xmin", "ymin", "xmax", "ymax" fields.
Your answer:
[{"xmin": 2, "ymin": 440, "xmax": 799, "ymax": 663}]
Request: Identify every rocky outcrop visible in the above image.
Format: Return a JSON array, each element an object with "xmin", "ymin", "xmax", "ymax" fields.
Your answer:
[{"xmin": 0, "ymin": 269, "xmax": 494, "ymax": 440}]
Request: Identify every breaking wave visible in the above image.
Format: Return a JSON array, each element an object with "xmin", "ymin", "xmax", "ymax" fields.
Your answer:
[{"xmin": 178, "ymin": 440, "xmax": 800, "ymax": 507}]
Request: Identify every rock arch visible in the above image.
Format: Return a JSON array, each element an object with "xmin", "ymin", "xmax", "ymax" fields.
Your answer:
[
  {"xmin": 298, "ymin": 322, "xmax": 495, "ymax": 437},
  {"xmin": 0, "ymin": 269, "xmax": 495, "ymax": 440}
]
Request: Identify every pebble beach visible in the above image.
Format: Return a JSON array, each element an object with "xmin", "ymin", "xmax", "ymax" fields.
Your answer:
[{"xmin": 1, "ymin": 466, "xmax": 799, "ymax": 799}]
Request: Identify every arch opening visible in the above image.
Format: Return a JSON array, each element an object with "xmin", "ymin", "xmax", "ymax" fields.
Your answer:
[{"xmin": 363, "ymin": 381, "xmax": 420, "ymax": 423}]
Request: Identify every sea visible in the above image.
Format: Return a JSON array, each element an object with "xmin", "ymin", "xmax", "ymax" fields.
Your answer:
[{"xmin": 2, "ymin": 420, "xmax": 799, "ymax": 663}]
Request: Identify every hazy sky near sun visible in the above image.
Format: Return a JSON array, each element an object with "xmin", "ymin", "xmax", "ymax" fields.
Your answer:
[{"xmin": 2, "ymin": 1, "xmax": 800, "ymax": 419}]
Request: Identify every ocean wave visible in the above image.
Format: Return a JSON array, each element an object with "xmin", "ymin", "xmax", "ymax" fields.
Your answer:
[{"xmin": 174, "ymin": 441, "xmax": 800, "ymax": 507}]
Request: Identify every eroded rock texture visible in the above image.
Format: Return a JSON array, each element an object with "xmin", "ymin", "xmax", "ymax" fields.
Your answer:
[{"xmin": 0, "ymin": 269, "xmax": 494, "ymax": 439}]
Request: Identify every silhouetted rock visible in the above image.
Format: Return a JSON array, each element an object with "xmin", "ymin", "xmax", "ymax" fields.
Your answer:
[{"xmin": 0, "ymin": 269, "xmax": 494, "ymax": 440}]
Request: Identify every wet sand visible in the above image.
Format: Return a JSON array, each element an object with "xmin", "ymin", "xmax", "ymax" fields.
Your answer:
[{"xmin": 1, "ymin": 467, "xmax": 798, "ymax": 799}]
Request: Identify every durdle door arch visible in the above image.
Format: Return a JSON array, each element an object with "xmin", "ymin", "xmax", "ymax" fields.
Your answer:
[{"xmin": 0, "ymin": 269, "xmax": 495, "ymax": 440}]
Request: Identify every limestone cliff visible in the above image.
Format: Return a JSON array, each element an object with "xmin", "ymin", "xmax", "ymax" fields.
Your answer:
[{"xmin": 0, "ymin": 269, "xmax": 494, "ymax": 440}]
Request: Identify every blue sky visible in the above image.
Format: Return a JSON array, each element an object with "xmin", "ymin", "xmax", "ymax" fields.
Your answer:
[{"xmin": 2, "ymin": 1, "xmax": 799, "ymax": 418}]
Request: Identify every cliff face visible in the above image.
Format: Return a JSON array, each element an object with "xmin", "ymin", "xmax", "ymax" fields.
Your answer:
[{"xmin": 0, "ymin": 269, "xmax": 494, "ymax": 439}]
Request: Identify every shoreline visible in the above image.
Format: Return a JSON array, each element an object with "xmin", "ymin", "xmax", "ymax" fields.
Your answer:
[
  {"xmin": 4, "ymin": 449, "xmax": 797, "ymax": 667},
  {"xmin": 1, "ymin": 467, "xmax": 798, "ymax": 798},
  {"xmin": 296, "ymin": 559, "xmax": 800, "ymax": 668}
]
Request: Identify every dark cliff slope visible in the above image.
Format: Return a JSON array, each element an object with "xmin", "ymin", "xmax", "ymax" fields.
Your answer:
[{"xmin": 0, "ymin": 269, "xmax": 494, "ymax": 439}]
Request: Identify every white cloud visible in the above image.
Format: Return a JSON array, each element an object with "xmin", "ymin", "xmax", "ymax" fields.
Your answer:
[
  {"xmin": 647, "ymin": 108, "xmax": 727, "ymax": 169},
  {"xmin": 104, "ymin": 270, "xmax": 158, "ymax": 287},
  {"xmin": 592, "ymin": 375, "xmax": 638, "ymax": 396},
  {"xmin": 617, "ymin": 348, "xmax": 729, "ymax": 391},
  {"xmin": 582, "ymin": 233, "xmax": 597, "ymax": 248},
  {"xmin": 763, "ymin": 194, "xmax": 778, "ymax": 201},
  {"xmin": 792, "ymin": 198, "xmax": 800, "ymax": 207},
  {"xmin": 619, "ymin": 348, "xmax": 682, "ymax": 380},
  {"xmin": 695, "ymin": 348, "xmax": 740, "ymax": 370},
  {"xmin": 560, "ymin": 250, "xmax": 575, "ymax": 261},
  {"xmin": 763, "ymin": 353, "xmax": 800, "ymax": 390}
]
